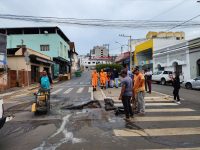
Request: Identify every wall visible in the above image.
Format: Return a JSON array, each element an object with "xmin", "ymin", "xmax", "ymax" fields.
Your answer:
[
  {"xmin": 7, "ymin": 33, "xmax": 70, "ymax": 60},
  {"xmin": 189, "ymin": 50, "xmax": 200, "ymax": 79},
  {"xmin": 8, "ymin": 57, "xmax": 31, "ymax": 71},
  {"xmin": 153, "ymin": 39, "xmax": 185, "ymax": 51}
]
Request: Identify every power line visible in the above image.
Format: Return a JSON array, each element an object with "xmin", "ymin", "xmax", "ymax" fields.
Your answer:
[
  {"xmin": 167, "ymin": 14, "xmax": 200, "ymax": 31},
  {"xmin": 150, "ymin": 0, "xmax": 187, "ymax": 20},
  {"xmin": 0, "ymin": 13, "xmax": 200, "ymax": 29}
]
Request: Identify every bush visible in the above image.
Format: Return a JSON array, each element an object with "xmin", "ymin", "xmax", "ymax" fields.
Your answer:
[{"xmin": 96, "ymin": 64, "xmax": 123, "ymax": 72}]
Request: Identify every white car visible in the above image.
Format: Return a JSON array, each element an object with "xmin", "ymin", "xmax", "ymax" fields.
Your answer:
[
  {"xmin": 182, "ymin": 76, "xmax": 200, "ymax": 89},
  {"xmin": 152, "ymin": 71, "xmax": 173, "ymax": 85},
  {"xmin": 0, "ymin": 98, "xmax": 6, "ymax": 129}
]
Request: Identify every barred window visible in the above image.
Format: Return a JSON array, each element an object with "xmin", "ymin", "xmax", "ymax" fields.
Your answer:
[{"xmin": 40, "ymin": 45, "xmax": 50, "ymax": 51}]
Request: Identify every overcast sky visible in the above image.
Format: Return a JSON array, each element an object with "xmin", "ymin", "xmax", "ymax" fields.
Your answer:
[{"xmin": 0, "ymin": 0, "xmax": 200, "ymax": 55}]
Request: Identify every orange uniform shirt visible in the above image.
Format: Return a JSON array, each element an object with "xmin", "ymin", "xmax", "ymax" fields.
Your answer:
[{"xmin": 134, "ymin": 72, "xmax": 145, "ymax": 93}]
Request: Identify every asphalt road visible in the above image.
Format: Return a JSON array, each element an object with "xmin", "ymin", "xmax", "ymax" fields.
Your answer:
[
  {"xmin": 152, "ymin": 83, "xmax": 200, "ymax": 106},
  {"xmin": 0, "ymin": 71, "xmax": 200, "ymax": 150}
]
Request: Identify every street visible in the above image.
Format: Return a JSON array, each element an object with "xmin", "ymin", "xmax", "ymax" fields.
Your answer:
[{"xmin": 0, "ymin": 71, "xmax": 200, "ymax": 150}]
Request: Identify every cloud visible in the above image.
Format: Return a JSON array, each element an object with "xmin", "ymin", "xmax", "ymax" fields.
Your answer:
[{"xmin": 0, "ymin": 0, "xmax": 200, "ymax": 54}]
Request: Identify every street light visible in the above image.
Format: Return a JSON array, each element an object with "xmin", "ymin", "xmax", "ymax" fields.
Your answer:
[
  {"xmin": 119, "ymin": 34, "xmax": 132, "ymax": 70},
  {"xmin": 115, "ymin": 41, "xmax": 128, "ymax": 54}
]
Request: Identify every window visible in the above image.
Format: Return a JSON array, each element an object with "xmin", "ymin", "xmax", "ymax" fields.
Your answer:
[
  {"xmin": 163, "ymin": 71, "xmax": 168, "ymax": 74},
  {"xmin": 88, "ymin": 62, "xmax": 91, "ymax": 64},
  {"xmin": 60, "ymin": 42, "xmax": 63, "ymax": 56},
  {"xmin": 40, "ymin": 45, "xmax": 50, "ymax": 51},
  {"xmin": 93, "ymin": 62, "xmax": 95, "ymax": 64}
]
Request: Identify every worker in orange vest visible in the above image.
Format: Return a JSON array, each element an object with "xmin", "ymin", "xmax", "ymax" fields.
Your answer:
[
  {"xmin": 99, "ymin": 69, "xmax": 106, "ymax": 89},
  {"xmin": 91, "ymin": 70, "xmax": 98, "ymax": 91}
]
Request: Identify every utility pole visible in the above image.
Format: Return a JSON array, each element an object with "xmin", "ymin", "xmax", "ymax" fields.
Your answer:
[{"xmin": 119, "ymin": 34, "xmax": 132, "ymax": 70}]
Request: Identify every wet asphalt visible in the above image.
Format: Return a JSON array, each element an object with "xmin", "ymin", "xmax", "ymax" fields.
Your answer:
[{"xmin": 0, "ymin": 71, "xmax": 200, "ymax": 150}]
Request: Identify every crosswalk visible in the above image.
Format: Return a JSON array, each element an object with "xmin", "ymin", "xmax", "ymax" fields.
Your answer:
[
  {"xmin": 112, "ymin": 94, "xmax": 200, "ymax": 149},
  {"xmin": 51, "ymin": 87, "xmax": 93, "ymax": 95}
]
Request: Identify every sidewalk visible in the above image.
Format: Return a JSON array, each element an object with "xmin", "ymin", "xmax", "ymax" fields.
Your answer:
[{"xmin": 0, "ymin": 79, "xmax": 59, "ymax": 99}]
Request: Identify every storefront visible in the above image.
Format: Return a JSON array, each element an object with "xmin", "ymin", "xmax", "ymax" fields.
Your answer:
[{"xmin": 53, "ymin": 57, "xmax": 71, "ymax": 78}]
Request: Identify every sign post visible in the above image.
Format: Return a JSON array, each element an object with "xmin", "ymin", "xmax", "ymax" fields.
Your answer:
[{"xmin": 24, "ymin": 50, "xmax": 30, "ymax": 87}]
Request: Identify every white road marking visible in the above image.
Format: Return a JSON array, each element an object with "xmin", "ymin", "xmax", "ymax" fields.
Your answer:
[
  {"xmin": 146, "ymin": 108, "xmax": 195, "ymax": 112},
  {"xmin": 114, "ymin": 102, "xmax": 178, "ymax": 107},
  {"xmin": 147, "ymin": 148, "xmax": 200, "ymax": 150},
  {"xmin": 100, "ymin": 89, "xmax": 107, "ymax": 99},
  {"xmin": 133, "ymin": 116, "xmax": 200, "ymax": 122},
  {"xmin": 64, "ymin": 88, "xmax": 73, "ymax": 94},
  {"xmin": 76, "ymin": 87, "xmax": 84, "ymax": 93},
  {"xmin": 91, "ymin": 91, "xmax": 94, "ymax": 100},
  {"xmin": 51, "ymin": 88, "xmax": 63, "ymax": 95},
  {"xmin": 114, "ymin": 127, "xmax": 200, "ymax": 137},
  {"xmin": 88, "ymin": 87, "xmax": 93, "ymax": 93},
  {"xmin": 145, "ymin": 103, "xmax": 178, "ymax": 106}
]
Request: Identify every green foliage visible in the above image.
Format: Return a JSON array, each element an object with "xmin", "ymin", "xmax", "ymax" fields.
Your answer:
[{"xmin": 96, "ymin": 64, "xmax": 123, "ymax": 72}]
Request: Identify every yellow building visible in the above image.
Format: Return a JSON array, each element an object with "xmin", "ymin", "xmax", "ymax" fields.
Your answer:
[
  {"xmin": 134, "ymin": 40, "xmax": 153, "ymax": 69},
  {"xmin": 146, "ymin": 31, "xmax": 185, "ymax": 40},
  {"xmin": 134, "ymin": 38, "xmax": 185, "ymax": 70}
]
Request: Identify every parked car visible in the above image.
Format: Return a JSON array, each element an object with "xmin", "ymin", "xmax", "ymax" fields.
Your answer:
[
  {"xmin": 182, "ymin": 76, "xmax": 200, "ymax": 89},
  {"xmin": 152, "ymin": 71, "xmax": 173, "ymax": 85},
  {"xmin": 0, "ymin": 97, "xmax": 6, "ymax": 129}
]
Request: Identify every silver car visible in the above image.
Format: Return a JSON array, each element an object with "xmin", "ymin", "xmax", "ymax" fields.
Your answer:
[{"xmin": 182, "ymin": 76, "xmax": 200, "ymax": 89}]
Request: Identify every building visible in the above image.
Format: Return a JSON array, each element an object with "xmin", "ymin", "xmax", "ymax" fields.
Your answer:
[
  {"xmin": 79, "ymin": 55, "xmax": 112, "ymax": 70},
  {"xmin": 115, "ymin": 51, "xmax": 131, "ymax": 68},
  {"xmin": 7, "ymin": 47, "xmax": 53, "ymax": 88},
  {"xmin": 146, "ymin": 31, "xmax": 185, "ymax": 40},
  {"xmin": 0, "ymin": 27, "xmax": 71, "ymax": 78},
  {"xmin": 0, "ymin": 33, "xmax": 7, "ymax": 91},
  {"xmin": 153, "ymin": 37, "xmax": 200, "ymax": 81},
  {"xmin": 90, "ymin": 46, "xmax": 109, "ymax": 58},
  {"xmin": 134, "ymin": 36, "xmax": 185, "ymax": 70},
  {"xmin": 69, "ymin": 42, "xmax": 79, "ymax": 73}
]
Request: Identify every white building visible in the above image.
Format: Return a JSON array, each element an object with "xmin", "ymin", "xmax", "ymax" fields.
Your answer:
[
  {"xmin": 79, "ymin": 55, "xmax": 112, "ymax": 70},
  {"xmin": 153, "ymin": 38, "xmax": 200, "ymax": 81}
]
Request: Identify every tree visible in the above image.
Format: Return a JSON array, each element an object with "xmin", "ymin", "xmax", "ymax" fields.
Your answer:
[{"xmin": 96, "ymin": 64, "xmax": 123, "ymax": 72}]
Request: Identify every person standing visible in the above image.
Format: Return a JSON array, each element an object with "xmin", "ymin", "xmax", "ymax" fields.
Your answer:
[
  {"xmin": 91, "ymin": 70, "xmax": 98, "ymax": 91},
  {"xmin": 100, "ymin": 69, "xmax": 106, "ymax": 89},
  {"xmin": 119, "ymin": 70, "xmax": 134, "ymax": 121},
  {"xmin": 172, "ymin": 73, "xmax": 181, "ymax": 104},
  {"xmin": 144, "ymin": 69, "xmax": 148, "ymax": 92},
  {"xmin": 145, "ymin": 68, "xmax": 152, "ymax": 94},
  {"xmin": 133, "ymin": 66, "xmax": 145, "ymax": 115},
  {"xmin": 113, "ymin": 69, "xmax": 119, "ymax": 88}
]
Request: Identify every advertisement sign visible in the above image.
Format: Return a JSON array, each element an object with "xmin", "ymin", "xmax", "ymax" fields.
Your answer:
[{"xmin": 0, "ymin": 34, "xmax": 7, "ymax": 87}]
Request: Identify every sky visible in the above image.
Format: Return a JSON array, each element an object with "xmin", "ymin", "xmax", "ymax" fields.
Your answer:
[{"xmin": 0, "ymin": 0, "xmax": 200, "ymax": 55}]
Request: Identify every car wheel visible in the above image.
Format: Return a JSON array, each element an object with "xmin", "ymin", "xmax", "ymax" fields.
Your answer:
[
  {"xmin": 161, "ymin": 78, "xmax": 166, "ymax": 85},
  {"xmin": 185, "ymin": 83, "xmax": 192, "ymax": 89}
]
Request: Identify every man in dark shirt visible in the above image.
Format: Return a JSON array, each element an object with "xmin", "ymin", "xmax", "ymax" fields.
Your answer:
[
  {"xmin": 113, "ymin": 69, "xmax": 119, "ymax": 88},
  {"xmin": 119, "ymin": 70, "xmax": 133, "ymax": 121}
]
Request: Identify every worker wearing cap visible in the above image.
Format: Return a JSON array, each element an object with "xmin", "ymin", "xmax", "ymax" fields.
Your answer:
[
  {"xmin": 91, "ymin": 70, "xmax": 98, "ymax": 91},
  {"xmin": 133, "ymin": 66, "xmax": 145, "ymax": 116}
]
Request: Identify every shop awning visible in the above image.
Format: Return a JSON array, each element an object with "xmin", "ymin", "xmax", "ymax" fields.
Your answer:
[
  {"xmin": 53, "ymin": 57, "xmax": 71, "ymax": 66},
  {"xmin": 30, "ymin": 54, "xmax": 54, "ymax": 65}
]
